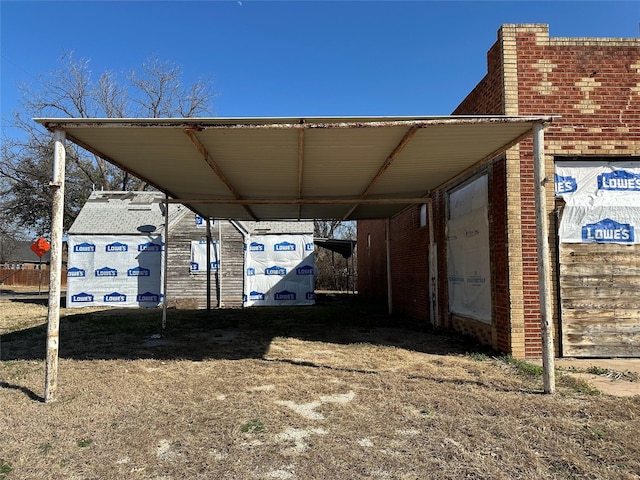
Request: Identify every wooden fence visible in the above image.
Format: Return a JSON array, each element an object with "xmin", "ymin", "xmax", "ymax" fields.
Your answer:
[{"xmin": 0, "ymin": 267, "xmax": 67, "ymax": 288}]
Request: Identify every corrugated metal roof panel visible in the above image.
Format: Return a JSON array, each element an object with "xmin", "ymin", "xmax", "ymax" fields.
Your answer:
[{"xmin": 36, "ymin": 116, "xmax": 553, "ymax": 221}]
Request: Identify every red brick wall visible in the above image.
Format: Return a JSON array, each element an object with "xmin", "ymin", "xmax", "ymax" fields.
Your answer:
[
  {"xmin": 357, "ymin": 24, "xmax": 640, "ymax": 357},
  {"xmin": 388, "ymin": 205, "xmax": 430, "ymax": 321},
  {"xmin": 488, "ymin": 160, "xmax": 511, "ymax": 353},
  {"xmin": 517, "ymin": 139, "xmax": 543, "ymax": 358},
  {"xmin": 514, "ymin": 32, "xmax": 640, "ymax": 132},
  {"xmin": 357, "ymin": 207, "xmax": 431, "ymax": 322},
  {"xmin": 511, "ymin": 29, "xmax": 640, "ymax": 357},
  {"xmin": 449, "ymin": 36, "xmax": 511, "ymax": 352},
  {"xmin": 356, "ymin": 219, "xmax": 388, "ymax": 305},
  {"xmin": 431, "ymin": 190, "xmax": 448, "ymax": 327}
]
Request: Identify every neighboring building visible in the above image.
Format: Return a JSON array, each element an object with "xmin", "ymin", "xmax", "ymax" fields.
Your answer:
[
  {"xmin": 358, "ymin": 24, "xmax": 640, "ymax": 358},
  {"xmin": 67, "ymin": 191, "xmax": 314, "ymax": 309},
  {"xmin": 0, "ymin": 235, "xmax": 57, "ymax": 287},
  {"xmin": 0, "ymin": 235, "xmax": 52, "ymax": 268}
]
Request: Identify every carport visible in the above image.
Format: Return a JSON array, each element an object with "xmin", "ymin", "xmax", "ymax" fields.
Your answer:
[{"xmin": 35, "ymin": 115, "xmax": 555, "ymax": 400}]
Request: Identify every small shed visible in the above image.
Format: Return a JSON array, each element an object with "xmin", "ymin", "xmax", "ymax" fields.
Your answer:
[{"xmin": 67, "ymin": 191, "xmax": 314, "ymax": 309}]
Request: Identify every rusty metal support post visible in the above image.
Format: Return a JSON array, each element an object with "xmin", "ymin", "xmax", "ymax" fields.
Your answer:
[
  {"xmin": 533, "ymin": 122, "xmax": 556, "ymax": 394},
  {"xmin": 162, "ymin": 194, "xmax": 169, "ymax": 333},
  {"xmin": 386, "ymin": 217, "xmax": 392, "ymax": 315},
  {"xmin": 427, "ymin": 200, "xmax": 439, "ymax": 327},
  {"xmin": 44, "ymin": 129, "xmax": 66, "ymax": 403},
  {"xmin": 218, "ymin": 221, "xmax": 222, "ymax": 308},
  {"xmin": 206, "ymin": 217, "xmax": 212, "ymax": 311}
]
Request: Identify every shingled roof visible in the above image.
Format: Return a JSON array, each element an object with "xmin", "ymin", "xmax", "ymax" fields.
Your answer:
[
  {"xmin": 68, "ymin": 191, "xmax": 188, "ymax": 235},
  {"xmin": 0, "ymin": 235, "xmax": 51, "ymax": 264},
  {"xmin": 69, "ymin": 191, "xmax": 315, "ymax": 236}
]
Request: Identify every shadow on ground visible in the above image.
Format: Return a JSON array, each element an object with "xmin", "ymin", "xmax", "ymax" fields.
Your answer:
[{"xmin": 0, "ymin": 293, "xmax": 493, "ymax": 362}]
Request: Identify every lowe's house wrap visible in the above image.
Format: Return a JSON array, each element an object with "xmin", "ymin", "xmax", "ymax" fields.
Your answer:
[
  {"xmin": 244, "ymin": 234, "xmax": 315, "ymax": 306},
  {"xmin": 447, "ymin": 175, "xmax": 491, "ymax": 322},
  {"xmin": 67, "ymin": 235, "xmax": 163, "ymax": 307},
  {"xmin": 556, "ymin": 161, "xmax": 640, "ymax": 244},
  {"xmin": 190, "ymin": 240, "xmax": 220, "ymax": 273}
]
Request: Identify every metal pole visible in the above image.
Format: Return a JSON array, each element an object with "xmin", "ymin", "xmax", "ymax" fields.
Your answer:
[
  {"xmin": 44, "ymin": 129, "xmax": 66, "ymax": 403},
  {"xmin": 218, "ymin": 221, "xmax": 222, "ymax": 308},
  {"xmin": 230, "ymin": 220, "xmax": 250, "ymax": 307},
  {"xmin": 206, "ymin": 217, "xmax": 212, "ymax": 311},
  {"xmin": 162, "ymin": 195, "xmax": 169, "ymax": 333},
  {"xmin": 38, "ymin": 257, "xmax": 42, "ymax": 295},
  {"xmin": 533, "ymin": 122, "xmax": 555, "ymax": 394},
  {"xmin": 427, "ymin": 201, "xmax": 438, "ymax": 327},
  {"xmin": 351, "ymin": 241, "xmax": 355, "ymax": 295},
  {"xmin": 385, "ymin": 218, "xmax": 392, "ymax": 315}
]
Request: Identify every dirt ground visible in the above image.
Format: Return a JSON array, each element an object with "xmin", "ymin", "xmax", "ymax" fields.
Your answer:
[
  {"xmin": 545, "ymin": 358, "xmax": 640, "ymax": 397},
  {"xmin": 2, "ymin": 287, "xmax": 638, "ymax": 397},
  {"xmin": 1, "ymin": 292, "xmax": 639, "ymax": 479}
]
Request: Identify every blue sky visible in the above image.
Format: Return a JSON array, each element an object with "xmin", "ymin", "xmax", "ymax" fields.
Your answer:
[{"xmin": 1, "ymin": 0, "xmax": 639, "ymax": 133}]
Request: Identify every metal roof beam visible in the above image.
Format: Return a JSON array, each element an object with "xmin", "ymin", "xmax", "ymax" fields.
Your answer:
[
  {"xmin": 429, "ymin": 126, "xmax": 535, "ymax": 194},
  {"xmin": 342, "ymin": 125, "xmax": 420, "ymax": 220},
  {"xmin": 170, "ymin": 197, "xmax": 428, "ymax": 205},
  {"xmin": 36, "ymin": 115, "xmax": 556, "ymax": 131},
  {"xmin": 62, "ymin": 132, "xmax": 181, "ymax": 201},
  {"xmin": 184, "ymin": 128, "xmax": 258, "ymax": 220}
]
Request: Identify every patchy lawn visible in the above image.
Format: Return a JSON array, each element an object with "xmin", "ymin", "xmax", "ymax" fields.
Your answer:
[{"xmin": 1, "ymin": 296, "xmax": 639, "ymax": 480}]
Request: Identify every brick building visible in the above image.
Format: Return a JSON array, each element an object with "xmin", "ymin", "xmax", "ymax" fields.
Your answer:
[{"xmin": 358, "ymin": 24, "xmax": 640, "ymax": 358}]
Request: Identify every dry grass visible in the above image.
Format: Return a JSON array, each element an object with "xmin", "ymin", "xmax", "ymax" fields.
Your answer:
[{"xmin": 1, "ymin": 294, "xmax": 639, "ymax": 480}]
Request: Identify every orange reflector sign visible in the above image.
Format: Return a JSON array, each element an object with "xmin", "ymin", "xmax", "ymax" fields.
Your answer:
[{"xmin": 31, "ymin": 237, "xmax": 51, "ymax": 258}]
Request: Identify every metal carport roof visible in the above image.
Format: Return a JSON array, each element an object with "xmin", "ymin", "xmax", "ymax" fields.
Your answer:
[
  {"xmin": 36, "ymin": 114, "xmax": 558, "ymax": 401},
  {"xmin": 35, "ymin": 116, "xmax": 552, "ymax": 221}
]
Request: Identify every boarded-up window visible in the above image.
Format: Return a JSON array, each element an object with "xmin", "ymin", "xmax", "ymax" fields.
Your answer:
[
  {"xmin": 556, "ymin": 159, "xmax": 640, "ymax": 357},
  {"xmin": 447, "ymin": 175, "xmax": 491, "ymax": 322}
]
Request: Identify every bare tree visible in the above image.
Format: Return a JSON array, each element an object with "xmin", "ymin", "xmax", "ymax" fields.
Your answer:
[
  {"xmin": 95, "ymin": 70, "xmax": 130, "ymax": 118},
  {"xmin": 1, "ymin": 52, "xmax": 217, "ymax": 238},
  {"xmin": 127, "ymin": 56, "xmax": 215, "ymax": 118},
  {"xmin": 314, "ymin": 219, "xmax": 337, "ymax": 240},
  {"xmin": 0, "ymin": 234, "xmax": 21, "ymax": 264},
  {"xmin": 0, "ymin": 128, "xmax": 103, "ymax": 235}
]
